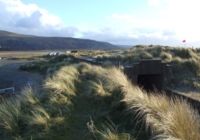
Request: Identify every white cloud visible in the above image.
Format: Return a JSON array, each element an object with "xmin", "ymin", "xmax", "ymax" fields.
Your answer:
[
  {"xmin": 146, "ymin": 0, "xmax": 200, "ymax": 42},
  {"xmin": 91, "ymin": 0, "xmax": 200, "ymax": 45},
  {"xmin": 0, "ymin": 0, "xmax": 200, "ymax": 46},
  {"xmin": 0, "ymin": 0, "xmax": 76, "ymax": 36},
  {"xmin": 148, "ymin": 0, "xmax": 161, "ymax": 7}
]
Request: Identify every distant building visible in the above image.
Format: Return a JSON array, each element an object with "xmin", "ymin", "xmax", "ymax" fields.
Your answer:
[
  {"xmin": 66, "ymin": 51, "xmax": 71, "ymax": 54},
  {"xmin": 124, "ymin": 59, "xmax": 168, "ymax": 91},
  {"xmin": 48, "ymin": 52, "xmax": 60, "ymax": 56}
]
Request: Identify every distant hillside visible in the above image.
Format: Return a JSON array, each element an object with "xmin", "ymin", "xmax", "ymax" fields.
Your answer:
[{"xmin": 0, "ymin": 30, "xmax": 117, "ymax": 50}]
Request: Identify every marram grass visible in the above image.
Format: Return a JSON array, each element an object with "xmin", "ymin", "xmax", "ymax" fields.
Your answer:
[{"xmin": 0, "ymin": 63, "xmax": 199, "ymax": 139}]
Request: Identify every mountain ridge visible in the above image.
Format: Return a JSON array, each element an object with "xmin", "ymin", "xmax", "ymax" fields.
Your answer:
[{"xmin": 0, "ymin": 30, "xmax": 117, "ymax": 50}]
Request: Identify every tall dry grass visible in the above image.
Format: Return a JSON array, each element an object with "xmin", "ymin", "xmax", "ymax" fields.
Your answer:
[
  {"xmin": 109, "ymin": 69, "xmax": 200, "ymax": 140},
  {"xmin": 0, "ymin": 63, "xmax": 199, "ymax": 139},
  {"xmin": 78, "ymin": 64, "xmax": 200, "ymax": 139},
  {"xmin": 45, "ymin": 65, "xmax": 79, "ymax": 95},
  {"xmin": 87, "ymin": 120, "xmax": 133, "ymax": 140},
  {"xmin": 126, "ymin": 94, "xmax": 200, "ymax": 139},
  {"xmin": 0, "ymin": 99, "xmax": 21, "ymax": 136}
]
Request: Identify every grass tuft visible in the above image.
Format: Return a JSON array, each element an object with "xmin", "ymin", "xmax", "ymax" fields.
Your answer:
[{"xmin": 0, "ymin": 62, "xmax": 199, "ymax": 139}]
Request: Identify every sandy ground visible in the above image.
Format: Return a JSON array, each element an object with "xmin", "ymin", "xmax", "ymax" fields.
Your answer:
[{"xmin": 0, "ymin": 59, "xmax": 43, "ymax": 94}]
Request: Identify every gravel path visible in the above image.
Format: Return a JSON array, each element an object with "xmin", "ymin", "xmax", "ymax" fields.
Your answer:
[{"xmin": 0, "ymin": 59, "xmax": 43, "ymax": 93}]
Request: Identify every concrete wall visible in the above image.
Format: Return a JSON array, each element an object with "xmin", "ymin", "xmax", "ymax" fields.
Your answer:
[{"xmin": 124, "ymin": 59, "xmax": 166, "ymax": 91}]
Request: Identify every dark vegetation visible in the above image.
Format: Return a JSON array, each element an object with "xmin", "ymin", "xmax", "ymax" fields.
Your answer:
[{"xmin": 19, "ymin": 55, "xmax": 79, "ymax": 74}]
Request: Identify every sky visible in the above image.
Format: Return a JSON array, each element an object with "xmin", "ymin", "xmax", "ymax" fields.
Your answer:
[{"xmin": 0, "ymin": 0, "xmax": 200, "ymax": 46}]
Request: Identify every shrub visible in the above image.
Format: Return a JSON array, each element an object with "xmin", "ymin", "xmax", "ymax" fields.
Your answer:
[
  {"xmin": 124, "ymin": 88, "xmax": 200, "ymax": 140},
  {"xmin": 0, "ymin": 99, "xmax": 21, "ymax": 138},
  {"xmin": 172, "ymin": 48, "xmax": 194, "ymax": 59},
  {"xmin": 87, "ymin": 120, "xmax": 133, "ymax": 140},
  {"xmin": 160, "ymin": 52, "xmax": 172, "ymax": 62},
  {"xmin": 45, "ymin": 66, "xmax": 79, "ymax": 95}
]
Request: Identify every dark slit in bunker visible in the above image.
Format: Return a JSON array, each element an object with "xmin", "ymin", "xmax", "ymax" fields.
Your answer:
[{"xmin": 137, "ymin": 74, "xmax": 163, "ymax": 91}]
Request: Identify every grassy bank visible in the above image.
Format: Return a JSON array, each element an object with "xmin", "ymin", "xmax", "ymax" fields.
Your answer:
[
  {"xmin": 0, "ymin": 63, "xmax": 199, "ymax": 140},
  {"xmin": 97, "ymin": 46, "xmax": 200, "ymax": 91}
]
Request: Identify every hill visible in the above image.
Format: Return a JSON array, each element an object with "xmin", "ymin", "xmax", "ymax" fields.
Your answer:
[{"xmin": 0, "ymin": 30, "xmax": 117, "ymax": 50}]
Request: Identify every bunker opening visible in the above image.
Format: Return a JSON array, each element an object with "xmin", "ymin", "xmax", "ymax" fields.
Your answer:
[
  {"xmin": 124, "ymin": 59, "xmax": 169, "ymax": 92},
  {"xmin": 137, "ymin": 74, "xmax": 163, "ymax": 91}
]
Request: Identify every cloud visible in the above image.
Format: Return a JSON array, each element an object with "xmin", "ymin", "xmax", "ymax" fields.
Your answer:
[
  {"xmin": 146, "ymin": 0, "xmax": 200, "ymax": 41},
  {"xmin": 94, "ymin": 0, "xmax": 200, "ymax": 45},
  {"xmin": 80, "ymin": 28, "xmax": 179, "ymax": 46},
  {"xmin": 15, "ymin": 11, "xmax": 42, "ymax": 28},
  {"xmin": 0, "ymin": 0, "xmax": 77, "ymax": 37},
  {"xmin": 148, "ymin": 0, "xmax": 162, "ymax": 7},
  {"xmin": 0, "ymin": 0, "xmax": 199, "ymax": 46},
  {"xmin": 77, "ymin": 12, "xmax": 178, "ymax": 45}
]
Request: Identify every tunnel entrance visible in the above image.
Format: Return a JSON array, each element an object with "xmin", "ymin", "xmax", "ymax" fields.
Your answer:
[
  {"xmin": 124, "ymin": 59, "xmax": 168, "ymax": 92},
  {"xmin": 137, "ymin": 74, "xmax": 163, "ymax": 91}
]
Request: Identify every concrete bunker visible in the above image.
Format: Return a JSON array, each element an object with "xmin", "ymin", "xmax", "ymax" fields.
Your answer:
[
  {"xmin": 137, "ymin": 74, "xmax": 163, "ymax": 91},
  {"xmin": 124, "ymin": 59, "xmax": 167, "ymax": 91}
]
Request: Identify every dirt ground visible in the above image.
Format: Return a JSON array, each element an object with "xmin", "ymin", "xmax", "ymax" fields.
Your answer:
[
  {"xmin": 0, "ymin": 51, "xmax": 48, "ymax": 59},
  {"xmin": 0, "ymin": 59, "xmax": 43, "ymax": 93}
]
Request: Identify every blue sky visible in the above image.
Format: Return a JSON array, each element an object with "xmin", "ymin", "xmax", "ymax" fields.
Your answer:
[
  {"xmin": 0, "ymin": 0, "xmax": 200, "ymax": 46},
  {"xmin": 22, "ymin": 0, "xmax": 146, "ymax": 25}
]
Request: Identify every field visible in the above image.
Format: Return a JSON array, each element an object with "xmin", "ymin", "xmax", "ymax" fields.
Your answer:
[
  {"xmin": 0, "ymin": 46, "xmax": 200, "ymax": 140},
  {"xmin": 0, "ymin": 51, "xmax": 51, "ymax": 59}
]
